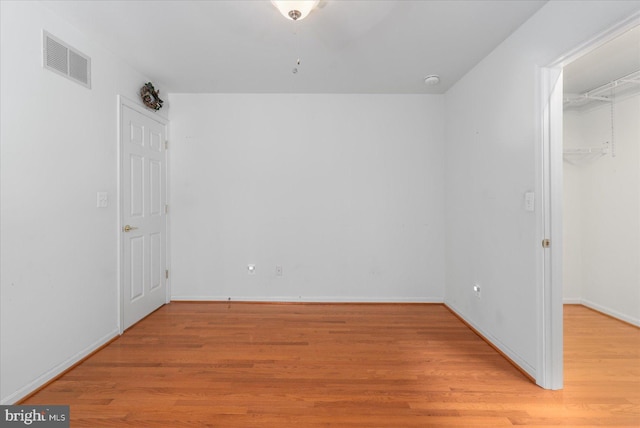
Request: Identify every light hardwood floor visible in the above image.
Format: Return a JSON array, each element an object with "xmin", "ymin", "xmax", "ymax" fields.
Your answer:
[{"xmin": 22, "ymin": 303, "xmax": 640, "ymax": 427}]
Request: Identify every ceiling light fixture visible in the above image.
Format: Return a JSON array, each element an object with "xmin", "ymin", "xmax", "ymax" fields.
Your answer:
[
  {"xmin": 271, "ymin": 0, "xmax": 319, "ymax": 21},
  {"xmin": 424, "ymin": 75, "xmax": 441, "ymax": 86}
]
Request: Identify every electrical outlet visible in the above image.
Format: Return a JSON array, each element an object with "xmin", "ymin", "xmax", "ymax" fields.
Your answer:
[
  {"xmin": 473, "ymin": 284, "xmax": 481, "ymax": 298},
  {"xmin": 247, "ymin": 264, "xmax": 256, "ymax": 274},
  {"xmin": 275, "ymin": 265, "xmax": 283, "ymax": 276}
]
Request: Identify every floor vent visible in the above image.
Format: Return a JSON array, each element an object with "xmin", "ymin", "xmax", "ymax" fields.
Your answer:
[{"xmin": 43, "ymin": 31, "xmax": 91, "ymax": 89}]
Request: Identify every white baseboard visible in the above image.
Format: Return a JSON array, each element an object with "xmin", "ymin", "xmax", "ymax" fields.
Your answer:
[
  {"xmin": 1, "ymin": 329, "xmax": 119, "ymax": 405},
  {"xmin": 170, "ymin": 295, "xmax": 444, "ymax": 303},
  {"xmin": 444, "ymin": 302, "xmax": 536, "ymax": 380},
  {"xmin": 562, "ymin": 298, "xmax": 582, "ymax": 304},
  {"xmin": 579, "ymin": 299, "xmax": 640, "ymax": 327}
]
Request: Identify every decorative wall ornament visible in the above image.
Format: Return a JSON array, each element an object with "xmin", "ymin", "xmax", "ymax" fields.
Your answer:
[{"xmin": 140, "ymin": 82, "xmax": 163, "ymax": 111}]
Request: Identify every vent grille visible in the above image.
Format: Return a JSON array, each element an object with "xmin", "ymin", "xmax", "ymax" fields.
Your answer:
[
  {"xmin": 43, "ymin": 31, "xmax": 91, "ymax": 88},
  {"xmin": 45, "ymin": 36, "xmax": 68, "ymax": 75},
  {"xmin": 68, "ymin": 50, "xmax": 89, "ymax": 83}
]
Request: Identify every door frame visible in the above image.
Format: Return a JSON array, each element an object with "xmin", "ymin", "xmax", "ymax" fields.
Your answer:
[
  {"xmin": 537, "ymin": 12, "xmax": 639, "ymax": 390},
  {"xmin": 117, "ymin": 95, "xmax": 171, "ymax": 334}
]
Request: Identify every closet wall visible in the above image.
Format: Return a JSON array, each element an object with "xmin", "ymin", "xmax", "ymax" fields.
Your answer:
[{"xmin": 563, "ymin": 91, "xmax": 640, "ymax": 326}]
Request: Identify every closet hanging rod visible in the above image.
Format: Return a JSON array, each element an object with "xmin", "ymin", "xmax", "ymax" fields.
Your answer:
[
  {"xmin": 563, "ymin": 147, "xmax": 608, "ymax": 154},
  {"xmin": 565, "ymin": 70, "xmax": 640, "ymax": 106}
]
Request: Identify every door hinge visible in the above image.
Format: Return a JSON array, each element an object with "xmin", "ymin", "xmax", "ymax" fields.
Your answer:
[
  {"xmin": 165, "ymin": 140, "xmax": 168, "ymax": 150},
  {"xmin": 165, "ymin": 269, "xmax": 169, "ymax": 279},
  {"xmin": 542, "ymin": 238, "xmax": 551, "ymax": 248},
  {"xmin": 165, "ymin": 204, "xmax": 169, "ymax": 214}
]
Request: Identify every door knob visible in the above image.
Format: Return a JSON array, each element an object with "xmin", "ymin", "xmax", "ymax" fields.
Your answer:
[{"xmin": 122, "ymin": 225, "xmax": 138, "ymax": 232}]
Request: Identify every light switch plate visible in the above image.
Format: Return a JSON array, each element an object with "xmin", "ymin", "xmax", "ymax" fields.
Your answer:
[
  {"xmin": 525, "ymin": 192, "xmax": 535, "ymax": 212},
  {"xmin": 97, "ymin": 192, "xmax": 108, "ymax": 208}
]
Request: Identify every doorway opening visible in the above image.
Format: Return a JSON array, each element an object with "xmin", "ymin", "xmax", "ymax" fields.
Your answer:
[
  {"xmin": 562, "ymin": 26, "xmax": 640, "ymax": 326},
  {"xmin": 539, "ymin": 13, "xmax": 639, "ymax": 390}
]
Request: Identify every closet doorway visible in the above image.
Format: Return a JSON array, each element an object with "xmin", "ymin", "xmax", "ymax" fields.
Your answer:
[{"xmin": 562, "ymin": 25, "xmax": 640, "ymax": 327}]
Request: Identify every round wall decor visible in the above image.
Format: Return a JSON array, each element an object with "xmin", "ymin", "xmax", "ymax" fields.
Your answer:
[{"xmin": 140, "ymin": 82, "xmax": 163, "ymax": 111}]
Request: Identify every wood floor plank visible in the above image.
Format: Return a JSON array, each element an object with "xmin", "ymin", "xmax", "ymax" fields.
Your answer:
[{"xmin": 21, "ymin": 303, "xmax": 640, "ymax": 427}]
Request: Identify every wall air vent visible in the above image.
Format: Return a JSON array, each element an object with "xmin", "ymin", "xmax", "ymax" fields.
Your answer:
[{"xmin": 43, "ymin": 31, "xmax": 91, "ymax": 89}]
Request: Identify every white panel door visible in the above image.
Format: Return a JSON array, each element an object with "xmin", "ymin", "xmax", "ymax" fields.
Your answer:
[{"xmin": 121, "ymin": 104, "xmax": 167, "ymax": 330}]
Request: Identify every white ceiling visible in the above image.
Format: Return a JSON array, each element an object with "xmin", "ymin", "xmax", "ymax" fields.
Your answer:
[{"xmin": 42, "ymin": 0, "xmax": 547, "ymax": 94}]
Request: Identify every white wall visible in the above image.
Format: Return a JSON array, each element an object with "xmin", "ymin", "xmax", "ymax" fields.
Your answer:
[
  {"xmin": 444, "ymin": 0, "xmax": 640, "ymax": 380},
  {"xmin": 169, "ymin": 94, "xmax": 445, "ymax": 302},
  {"xmin": 563, "ymin": 93, "xmax": 640, "ymax": 325},
  {"xmin": 0, "ymin": 1, "xmax": 163, "ymax": 404}
]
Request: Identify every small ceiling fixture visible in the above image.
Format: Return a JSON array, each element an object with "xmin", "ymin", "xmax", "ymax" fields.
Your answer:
[
  {"xmin": 424, "ymin": 75, "xmax": 441, "ymax": 86},
  {"xmin": 271, "ymin": 0, "xmax": 319, "ymax": 21}
]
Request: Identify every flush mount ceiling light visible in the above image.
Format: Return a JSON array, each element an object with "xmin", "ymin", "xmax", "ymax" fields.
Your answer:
[
  {"xmin": 271, "ymin": 0, "xmax": 319, "ymax": 21},
  {"xmin": 424, "ymin": 75, "xmax": 441, "ymax": 86}
]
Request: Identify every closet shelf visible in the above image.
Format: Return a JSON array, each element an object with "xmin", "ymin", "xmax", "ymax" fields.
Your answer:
[
  {"xmin": 564, "ymin": 69, "xmax": 640, "ymax": 109},
  {"xmin": 563, "ymin": 144, "xmax": 609, "ymax": 165}
]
